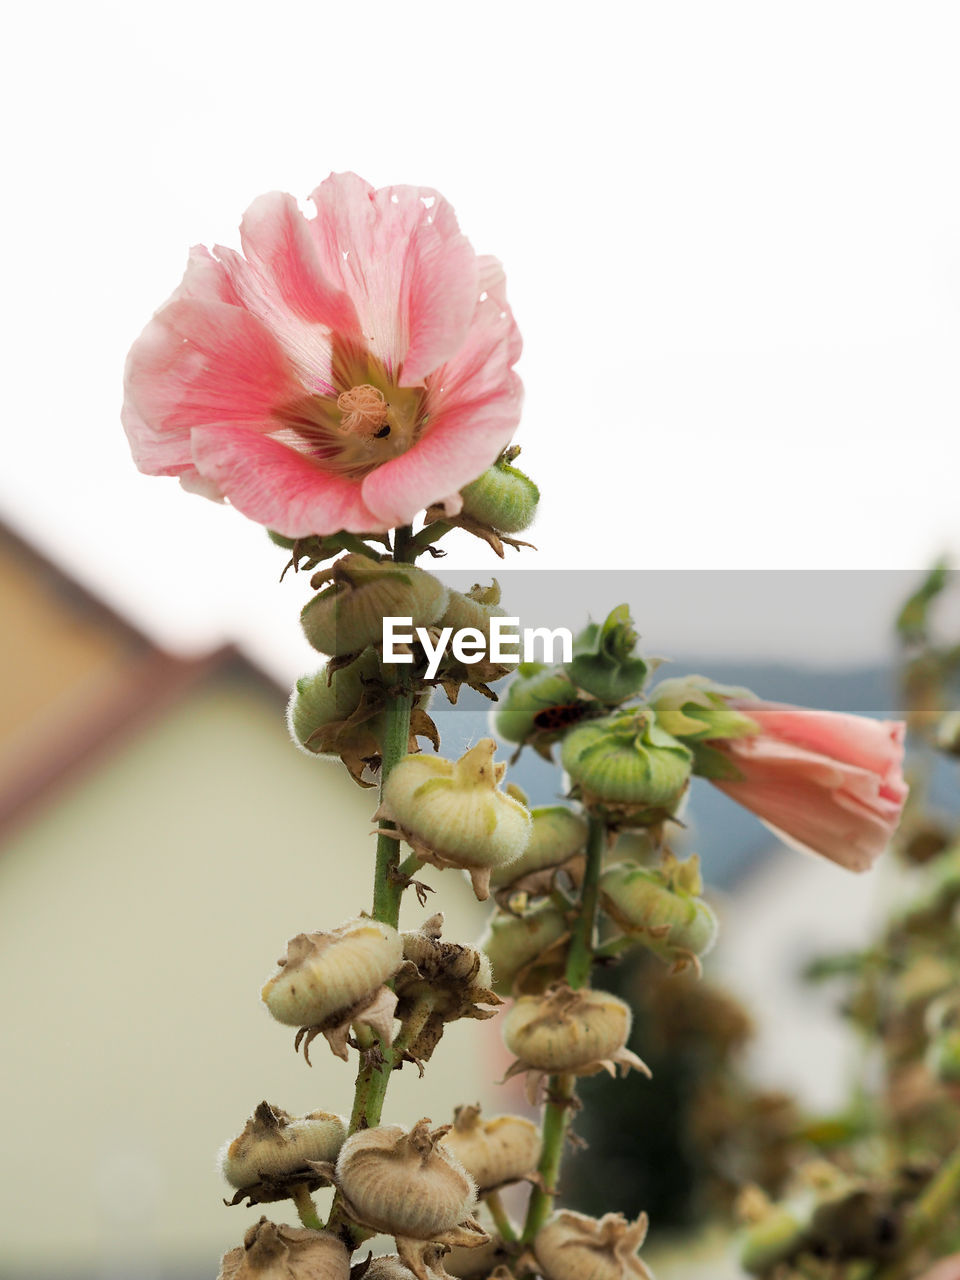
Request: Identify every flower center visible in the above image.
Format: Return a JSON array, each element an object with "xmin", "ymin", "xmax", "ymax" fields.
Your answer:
[{"xmin": 337, "ymin": 384, "xmax": 391, "ymax": 439}]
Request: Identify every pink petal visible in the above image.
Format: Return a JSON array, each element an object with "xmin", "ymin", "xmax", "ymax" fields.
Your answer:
[
  {"xmin": 124, "ymin": 297, "xmax": 297, "ymax": 446},
  {"xmin": 715, "ymin": 737, "xmax": 904, "ymax": 871},
  {"xmin": 735, "ymin": 701, "xmax": 907, "ymax": 793},
  {"xmin": 190, "ymin": 426, "xmax": 381, "ymax": 537},
  {"xmin": 237, "ymin": 191, "xmax": 362, "ymax": 335},
  {"xmin": 307, "ymin": 172, "xmax": 479, "ymax": 380}
]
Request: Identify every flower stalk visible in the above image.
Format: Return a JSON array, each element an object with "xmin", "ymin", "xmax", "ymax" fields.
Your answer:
[{"xmin": 521, "ymin": 816, "xmax": 607, "ymax": 1242}]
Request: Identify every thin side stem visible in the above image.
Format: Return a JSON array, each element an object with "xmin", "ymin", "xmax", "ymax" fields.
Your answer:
[
  {"xmin": 484, "ymin": 1190, "xmax": 519, "ymax": 1244},
  {"xmin": 290, "ymin": 1183, "xmax": 323, "ymax": 1232}
]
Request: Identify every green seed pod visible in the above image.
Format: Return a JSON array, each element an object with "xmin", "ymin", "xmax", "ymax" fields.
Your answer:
[
  {"xmin": 440, "ymin": 1104, "xmax": 541, "ymax": 1193},
  {"xmin": 937, "ymin": 709, "xmax": 960, "ymax": 757},
  {"xmin": 217, "ymin": 1219, "xmax": 350, "ymax": 1280},
  {"xmin": 301, "ymin": 554, "xmax": 448, "ymax": 656},
  {"xmin": 480, "ymin": 901, "xmax": 570, "ymax": 997},
  {"xmin": 564, "ymin": 605, "xmax": 649, "ymax": 705},
  {"xmin": 561, "ymin": 709, "xmax": 692, "ymax": 826},
  {"xmin": 334, "ymin": 1119, "xmax": 478, "ymax": 1240},
  {"xmin": 261, "ymin": 918, "xmax": 402, "ymax": 1029},
  {"xmin": 433, "ymin": 580, "xmax": 517, "ymax": 696},
  {"xmin": 490, "ymin": 805, "xmax": 588, "ymax": 893},
  {"xmin": 378, "ymin": 739, "xmax": 531, "ymax": 900},
  {"xmin": 494, "ymin": 664, "xmax": 587, "ymax": 757},
  {"xmin": 739, "ymin": 1205, "xmax": 808, "ymax": 1274},
  {"xmin": 219, "ymin": 1102, "xmax": 346, "ymax": 1200},
  {"xmin": 599, "ymin": 856, "xmax": 718, "ymax": 973},
  {"xmin": 459, "ymin": 451, "xmax": 539, "ymax": 534},
  {"xmin": 501, "ymin": 985, "xmax": 650, "ymax": 1096},
  {"xmin": 287, "ymin": 651, "xmax": 381, "ymax": 754},
  {"xmin": 534, "ymin": 1210, "xmax": 653, "ymax": 1280}
]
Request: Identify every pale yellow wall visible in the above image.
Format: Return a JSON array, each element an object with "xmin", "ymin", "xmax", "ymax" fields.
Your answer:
[{"xmin": 0, "ymin": 672, "xmax": 506, "ymax": 1274}]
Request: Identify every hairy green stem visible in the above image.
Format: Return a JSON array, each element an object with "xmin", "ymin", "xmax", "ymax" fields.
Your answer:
[
  {"xmin": 521, "ymin": 816, "xmax": 607, "ymax": 1243},
  {"xmin": 484, "ymin": 1189, "xmax": 519, "ymax": 1243},
  {"xmin": 290, "ymin": 1183, "xmax": 323, "ymax": 1231},
  {"xmin": 522, "ymin": 1074, "xmax": 576, "ymax": 1241},
  {"xmin": 327, "ymin": 528, "xmax": 421, "ymax": 1244}
]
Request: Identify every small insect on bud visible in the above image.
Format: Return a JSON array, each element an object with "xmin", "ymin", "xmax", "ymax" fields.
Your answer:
[
  {"xmin": 564, "ymin": 605, "xmax": 650, "ymax": 706},
  {"xmin": 217, "ymin": 1218, "xmax": 349, "ymax": 1280},
  {"xmin": 459, "ymin": 450, "xmax": 540, "ymax": 535},
  {"xmin": 561, "ymin": 708, "xmax": 693, "ymax": 827},
  {"xmin": 599, "ymin": 854, "xmax": 718, "ymax": 975},
  {"xmin": 502, "ymin": 984, "xmax": 651, "ymax": 1104},
  {"xmin": 480, "ymin": 901, "xmax": 570, "ymax": 997},
  {"xmin": 393, "ymin": 915, "xmax": 502, "ymax": 1068},
  {"xmin": 494, "ymin": 665, "xmax": 596, "ymax": 761},
  {"xmin": 261, "ymin": 918, "xmax": 402, "ymax": 1063},
  {"xmin": 440, "ymin": 1104, "xmax": 541, "ymax": 1194},
  {"xmin": 330, "ymin": 1119, "xmax": 487, "ymax": 1280},
  {"xmin": 489, "ymin": 805, "xmax": 589, "ymax": 900},
  {"xmin": 219, "ymin": 1102, "xmax": 346, "ymax": 1205},
  {"xmin": 534, "ymin": 1210, "xmax": 653, "ymax": 1280},
  {"xmin": 301, "ymin": 553, "xmax": 448, "ymax": 657},
  {"xmin": 376, "ymin": 739, "xmax": 532, "ymax": 901}
]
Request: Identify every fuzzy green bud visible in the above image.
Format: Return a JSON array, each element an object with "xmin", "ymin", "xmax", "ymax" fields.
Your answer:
[
  {"xmin": 301, "ymin": 554, "xmax": 448, "ymax": 656},
  {"xmin": 561, "ymin": 708, "xmax": 692, "ymax": 826},
  {"xmin": 459, "ymin": 449, "xmax": 539, "ymax": 533},
  {"xmin": 490, "ymin": 805, "xmax": 588, "ymax": 892},
  {"xmin": 649, "ymin": 675, "xmax": 759, "ymax": 742},
  {"xmin": 433, "ymin": 580, "xmax": 517, "ymax": 695},
  {"xmin": 599, "ymin": 856, "xmax": 718, "ymax": 972},
  {"xmin": 287, "ymin": 651, "xmax": 380, "ymax": 754},
  {"xmin": 926, "ymin": 1030, "xmax": 960, "ymax": 1085},
  {"xmin": 739, "ymin": 1205, "xmax": 807, "ymax": 1274},
  {"xmin": 480, "ymin": 901, "xmax": 570, "ymax": 996},
  {"xmin": 565, "ymin": 605, "xmax": 648, "ymax": 704},
  {"xmin": 494, "ymin": 664, "xmax": 589, "ymax": 757}
]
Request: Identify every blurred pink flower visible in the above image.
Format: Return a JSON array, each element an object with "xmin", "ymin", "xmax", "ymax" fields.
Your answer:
[
  {"xmin": 917, "ymin": 1256, "xmax": 960, "ymax": 1280},
  {"xmin": 122, "ymin": 173, "xmax": 522, "ymax": 537},
  {"xmin": 710, "ymin": 701, "xmax": 908, "ymax": 871}
]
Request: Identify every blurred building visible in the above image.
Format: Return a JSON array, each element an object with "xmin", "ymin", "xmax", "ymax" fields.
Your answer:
[{"xmin": 0, "ymin": 521, "xmax": 501, "ymax": 1278}]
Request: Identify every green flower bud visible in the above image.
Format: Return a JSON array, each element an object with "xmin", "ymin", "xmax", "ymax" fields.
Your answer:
[
  {"xmin": 565, "ymin": 605, "xmax": 648, "ymax": 704},
  {"xmin": 649, "ymin": 674, "xmax": 759, "ymax": 738},
  {"xmin": 377, "ymin": 739, "xmax": 532, "ymax": 901},
  {"xmin": 432, "ymin": 580, "xmax": 517, "ymax": 698},
  {"xmin": 599, "ymin": 855, "xmax": 718, "ymax": 973},
  {"xmin": 301, "ymin": 554, "xmax": 448, "ymax": 656},
  {"xmin": 490, "ymin": 805, "xmax": 589, "ymax": 894},
  {"xmin": 561, "ymin": 708, "xmax": 693, "ymax": 826},
  {"xmin": 459, "ymin": 449, "xmax": 539, "ymax": 533},
  {"xmin": 494, "ymin": 665, "xmax": 593, "ymax": 758},
  {"xmin": 480, "ymin": 901, "xmax": 570, "ymax": 996},
  {"xmin": 287, "ymin": 651, "xmax": 380, "ymax": 754},
  {"xmin": 739, "ymin": 1204, "xmax": 807, "ymax": 1274}
]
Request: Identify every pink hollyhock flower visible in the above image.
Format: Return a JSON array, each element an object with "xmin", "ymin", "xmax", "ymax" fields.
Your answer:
[
  {"xmin": 710, "ymin": 701, "xmax": 908, "ymax": 871},
  {"xmin": 917, "ymin": 1257, "xmax": 960, "ymax": 1280},
  {"xmin": 122, "ymin": 173, "xmax": 522, "ymax": 537}
]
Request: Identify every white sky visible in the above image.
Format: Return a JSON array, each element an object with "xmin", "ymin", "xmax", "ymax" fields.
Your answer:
[{"xmin": 4, "ymin": 1, "xmax": 960, "ymax": 680}]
